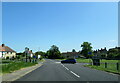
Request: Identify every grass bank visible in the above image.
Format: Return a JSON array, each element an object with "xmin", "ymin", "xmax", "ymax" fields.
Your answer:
[
  {"xmin": 84, "ymin": 64, "xmax": 120, "ymax": 75},
  {"xmin": 2, "ymin": 61, "xmax": 38, "ymax": 74},
  {"xmin": 76, "ymin": 58, "xmax": 119, "ymax": 63}
]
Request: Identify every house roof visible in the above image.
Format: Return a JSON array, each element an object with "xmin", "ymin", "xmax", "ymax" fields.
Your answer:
[{"xmin": 0, "ymin": 44, "xmax": 16, "ymax": 52}]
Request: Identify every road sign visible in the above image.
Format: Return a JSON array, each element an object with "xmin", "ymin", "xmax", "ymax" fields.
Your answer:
[
  {"xmin": 88, "ymin": 52, "xmax": 92, "ymax": 55},
  {"xmin": 38, "ymin": 55, "xmax": 41, "ymax": 59},
  {"xmin": 33, "ymin": 55, "xmax": 36, "ymax": 58}
]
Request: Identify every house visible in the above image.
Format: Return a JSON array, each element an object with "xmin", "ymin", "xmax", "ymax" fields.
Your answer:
[
  {"xmin": 0, "ymin": 44, "xmax": 16, "ymax": 59},
  {"xmin": 61, "ymin": 52, "xmax": 80, "ymax": 59}
]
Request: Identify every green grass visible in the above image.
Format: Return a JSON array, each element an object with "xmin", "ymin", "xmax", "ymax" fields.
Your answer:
[
  {"xmin": 55, "ymin": 59, "xmax": 66, "ymax": 61},
  {"xmin": 38, "ymin": 59, "xmax": 46, "ymax": 62},
  {"xmin": 76, "ymin": 58, "xmax": 92, "ymax": 63},
  {"xmin": 84, "ymin": 64, "xmax": 120, "ymax": 74},
  {"xmin": 1, "ymin": 61, "xmax": 38, "ymax": 74},
  {"xmin": 76, "ymin": 58, "xmax": 119, "ymax": 63},
  {"xmin": 2, "ymin": 60, "xmax": 13, "ymax": 63}
]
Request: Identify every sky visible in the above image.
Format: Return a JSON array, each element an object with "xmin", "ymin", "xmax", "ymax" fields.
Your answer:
[{"xmin": 2, "ymin": 2, "xmax": 118, "ymax": 52}]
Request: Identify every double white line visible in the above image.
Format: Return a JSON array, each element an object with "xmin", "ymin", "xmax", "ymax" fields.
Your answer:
[{"xmin": 61, "ymin": 64, "xmax": 80, "ymax": 78}]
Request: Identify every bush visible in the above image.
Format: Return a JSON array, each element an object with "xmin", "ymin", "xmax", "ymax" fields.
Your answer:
[
  {"xmin": 16, "ymin": 55, "xmax": 21, "ymax": 59},
  {"xmin": 11, "ymin": 56, "xmax": 15, "ymax": 60},
  {"xmin": 6, "ymin": 56, "xmax": 9, "ymax": 60}
]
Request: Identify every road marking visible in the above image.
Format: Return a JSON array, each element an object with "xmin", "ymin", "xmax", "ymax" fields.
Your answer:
[
  {"xmin": 64, "ymin": 67, "xmax": 69, "ymax": 70},
  {"xmin": 55, "ymin": 62, "xmax": 61, "ymax": 64},
  {"xmin": 70, "ymin": 71, "xmax": 80, "ymax": 78},
  {"xmin": 61, "ymin": 64, "xmax": 65, "ymax": 67},
  {"xmin": 61, "ymin": 64, "xmax": 80, "ymax": 78}
]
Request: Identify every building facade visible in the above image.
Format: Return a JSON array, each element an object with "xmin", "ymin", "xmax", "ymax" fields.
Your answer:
[{"xmin": 0, "ymin": 44, "xmax": 16, "ymax": 59}]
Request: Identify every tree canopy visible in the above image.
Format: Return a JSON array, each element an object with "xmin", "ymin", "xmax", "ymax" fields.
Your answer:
[
  {"xmin": 72, "ymin": 49, "xmax": 76, "ymax": 52},
  {"xmin": 46, "ymin": 45, "xmax": 61, "ymax": 59},
  {"xmin": 81, "ymin": 42, "xmax": 93, "ymax": 58}
]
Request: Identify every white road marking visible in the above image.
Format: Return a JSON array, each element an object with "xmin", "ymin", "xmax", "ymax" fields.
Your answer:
[
  {"xmin": 64, "ymin": 67, "xmax": 69, "ymax": 70},
  {"xmin": 55, "ymin": 62, "xmax": 61, "ymax": 64},
  {"xmin": 61, "ymin": 64, "xmax": 65, "ymax": 67},
  {"xmin": 70, "ymin": 71, "xmax": 80, "ymax": 78},
  {"xmin": 61, "ymin": 64, "xmax": 80, "ymax": 78}
]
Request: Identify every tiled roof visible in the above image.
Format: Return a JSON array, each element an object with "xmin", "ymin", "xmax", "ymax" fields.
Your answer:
[{"xmin": 0, "ymin": 44, "xmax": 16, "ymax": 52}]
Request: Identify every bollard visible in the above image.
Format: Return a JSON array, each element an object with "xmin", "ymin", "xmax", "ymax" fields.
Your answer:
[{"xmin": 105, "ymin": 62, "xmax": 107, "ymax": 68}]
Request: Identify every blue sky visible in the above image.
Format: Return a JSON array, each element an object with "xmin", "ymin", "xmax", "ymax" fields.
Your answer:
[{"xmin": 2, "ymin": 2, "xmax": 118, "ymax": 52}]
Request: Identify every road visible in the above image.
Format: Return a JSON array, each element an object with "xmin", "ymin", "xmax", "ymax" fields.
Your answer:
[{"xmin": 14, "ymin": 59, "xmax": 119, "ymax": 82}]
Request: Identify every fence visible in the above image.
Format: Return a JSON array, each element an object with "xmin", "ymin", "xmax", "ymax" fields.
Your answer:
[{"xmin": 91, "ymin": 61, "xmax": 120, "ymax": 73}]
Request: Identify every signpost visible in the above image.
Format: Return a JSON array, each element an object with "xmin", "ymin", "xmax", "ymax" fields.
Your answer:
[{"xmin": 88, "ymin": 52, "xmax": 92, "ymax": 65}]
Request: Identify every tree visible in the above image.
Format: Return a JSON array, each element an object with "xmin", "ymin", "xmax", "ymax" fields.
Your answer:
[
  {"xmin": 35, "ymin": 51, "xmax": 46, "ymax": 57},
  {"xmin": 81, "ymin": 42, "xmax": 93, "ymax": 58},
  {"xmin": 47, "ymin": 45, "xmax": 61, "ymax": 59},
  {"xmin": 107, "ymin": 47, "xmax": 120, "ymax": 59},
  {"xmin": 72, "ymin": 49, "xmax": 76, "ymax": 52}
]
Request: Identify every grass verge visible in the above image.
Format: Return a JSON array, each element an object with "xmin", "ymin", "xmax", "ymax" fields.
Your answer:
[
  {"xmin": 84, "ymin": 64, "xmax": 120, "ymax": 75},
  {"xmin": 1, "ymin": 61, "xmax": 38, "ymax": 74},
  {"xmin": 76, "ymin": 58, "xmax": 119, "ymax": 63},
  {"xmin": 76, "ymin": 58, "xmax": 92, "ymax": 63},
  {"xmin": 38, "ymin": 59, "xmax": 46, "ymax": 62}
]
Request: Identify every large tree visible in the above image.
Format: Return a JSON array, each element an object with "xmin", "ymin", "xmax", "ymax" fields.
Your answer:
[
  {"xmin": 81, "ymin": 42, "xmax": 93, "ymax": 58},
  {"xmin": 47, "ymin": 45, "xmax": 61, "ymax": 59}
]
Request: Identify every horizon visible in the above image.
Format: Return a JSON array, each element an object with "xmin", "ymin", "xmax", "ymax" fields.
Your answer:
[{"xmin": 2, "ymin": 2, "xmax": 118, "ymax": 53}]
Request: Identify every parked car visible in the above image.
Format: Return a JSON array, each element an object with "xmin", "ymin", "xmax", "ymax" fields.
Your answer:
[{"xmin": 61, "ymin": 59, "xmax": 76, "ymax": 64}]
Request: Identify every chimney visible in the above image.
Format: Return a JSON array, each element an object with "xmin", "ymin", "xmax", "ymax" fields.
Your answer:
[{"xmin": 2, "ymin": 44, "xmax": 5, "ymax": 47}]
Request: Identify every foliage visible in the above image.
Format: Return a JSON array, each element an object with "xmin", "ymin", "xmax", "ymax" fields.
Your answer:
[
  {"xmin": 81, "ymin": 42, "xmax": 93, "ymax": 58},
  {"xmin": 107, "ymin": 47, "xmax": 120, "ymax": 59},
  {"xmin": 16, "ymin": 55, "xmax": 21, "ymax": 59},
  {"xmin": 16, "ymin": 52, "xmax": 25, "ymax": 57},
  {"xmin": 46, "ymin": 45, "xmax": 61, "ymax": 59},
  {"xmin": 35, "ymin": 51, "xmax": 45, "ymax": 56},
  {"xmin": 72, "ymin": 49, "xmax": 76, "ymax": 52},
  {"xmin": 6, "ymin": 56, "xmax": 9, "ymax": 60}
]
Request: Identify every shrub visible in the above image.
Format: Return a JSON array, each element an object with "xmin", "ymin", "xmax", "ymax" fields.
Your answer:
[{"xmin": 6, "ymin": 56, "xmax": 9, "ymax": 60}]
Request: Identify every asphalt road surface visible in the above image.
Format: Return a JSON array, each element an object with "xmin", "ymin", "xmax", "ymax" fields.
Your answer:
[{"xmin": 15, "ymin": 59, "xmax": 119, "ymax": 81}]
